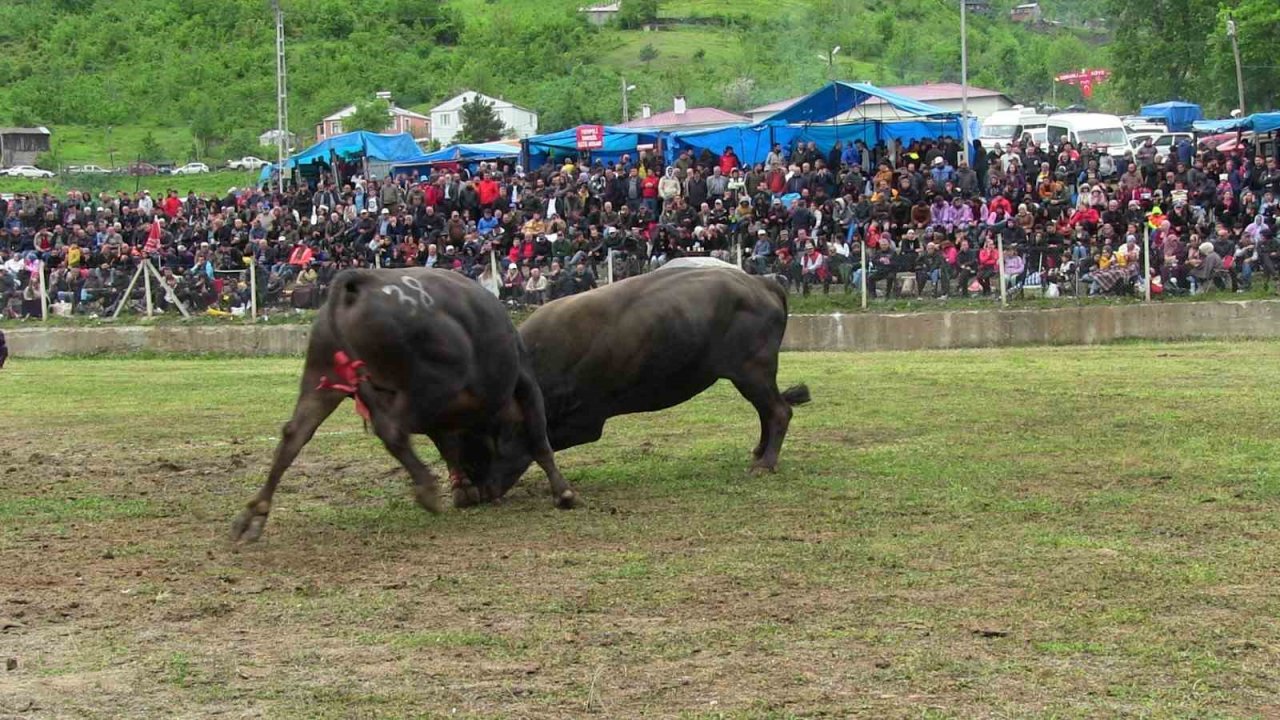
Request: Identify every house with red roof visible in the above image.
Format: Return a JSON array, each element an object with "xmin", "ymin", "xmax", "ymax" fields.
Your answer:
[{"xmin": 619, "ymin": 96, "xmax": 750, "ymax": 132}]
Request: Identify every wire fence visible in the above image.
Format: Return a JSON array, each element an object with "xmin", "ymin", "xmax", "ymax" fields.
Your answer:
[{"xmin": 6, "ymin": 225, "xmax": 1245, "ymax": 322}]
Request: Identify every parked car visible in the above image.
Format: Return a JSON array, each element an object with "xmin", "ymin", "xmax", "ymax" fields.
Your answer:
[
  {"xmin": 1128, "ymin": 132, "xmax": 1195, "ymax": 155},
  {"xmin": 68, "ymin": 164, "xmax": 110, "ymax": 175},
  {"xmin": 128, "ymin": 162, "xmax": 159, "ymax": 176},
  {"xmin": 227, "ymin": 156, "xmax": 270, "ymax": 171},
  {"xmin": 3, "ymin": 165, "xmax": 56, "ymax": 178},
  {"xmin": 172, "ymin": 162, "xmax": 210, "ymax": 176},
  {"xmin": 155, "ymin": 163, "xmax": 177, "ymax": 175}
]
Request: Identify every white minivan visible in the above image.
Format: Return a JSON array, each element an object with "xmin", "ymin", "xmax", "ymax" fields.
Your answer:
[
  {"xmin": 1045, "ymin": 112, "xmax": 1131, "ymax": 157},
  {"xmin": 979, "ymin": 105, "xmax": 1049, "ymax": 147}
]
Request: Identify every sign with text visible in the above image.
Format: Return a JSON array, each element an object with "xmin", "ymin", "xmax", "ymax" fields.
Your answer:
[
  {"xmin": 575, "ymin": 125, "xmax": 605, "ymax": 151},
  {"xmin": 1054, "ymin": 68, "xmax": 1111, "ymax": 99}
]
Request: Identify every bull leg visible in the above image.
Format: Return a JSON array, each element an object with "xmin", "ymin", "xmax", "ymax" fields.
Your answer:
[
  {"xmin": 366, "ymin": 394, "xmax": 445, "ymax": 515},
  {"xmin": 730, "ymin": 359, "xmax": 793, "ymax": 474},
  {"xmin": 515, "ymin": 371, "xmax": 577, "ymax": 509},
  {"xmin": 231, "ymin": 388, "xmax": 343, "ymax": 543},
  {"xmin": 433, "ymin": 432, "xmax": 493, "ymax": 509}
]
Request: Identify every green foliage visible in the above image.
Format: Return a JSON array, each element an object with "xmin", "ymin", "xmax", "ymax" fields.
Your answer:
[
  {"xmin": 139, "ymin": 131, "xmax": 163, "ymax": 162},
  {"xmin": 457, "ymin": 95, "xmax": 507, "ymax": 142},
  {"xmin": 345, "ymin": 99, "xmax": 392, "ymax": 133},
  {"xmin": 617, "ymin": 0, "xmax": 659, "ymax": 29},
  {"xmin": 638, "ymin": 42, "xmax": 660, "ymax": 68},
  {"xmin": 1107, "ymin": 0, "xmax": 1215, "ymax": 106},
  {"xmin": 0, "ymin": 0, "xmax": 1125, "ymax": 151}
]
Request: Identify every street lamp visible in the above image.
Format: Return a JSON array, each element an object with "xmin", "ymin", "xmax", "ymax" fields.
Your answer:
[
  {"xmin": 622, "ymin": 78, "xmax": 637, "ymax": 123},
  {"xmin": 106, "ymin": 125, "xmax": 113, "ymax": 170},
  {"xmin": 818, "ymin": 46, "xmax": 841, "ymax": 79}
]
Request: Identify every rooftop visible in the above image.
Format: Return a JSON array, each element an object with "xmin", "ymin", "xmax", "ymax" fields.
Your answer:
[{"xmin": 619, "ymin": 107, "xmax": 750, "ymax": 129}]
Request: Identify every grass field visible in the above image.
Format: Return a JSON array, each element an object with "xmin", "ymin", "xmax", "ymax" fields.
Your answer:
[
  {"xmin": 0, "ymin": 169, "xmax": 263, "ymax": 198},
  {"xmin": 3, "ymin": 343, "xmax": 1280, "ymax": 718}
]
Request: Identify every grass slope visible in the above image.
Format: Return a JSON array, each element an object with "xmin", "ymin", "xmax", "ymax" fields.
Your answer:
[
  {"xmin": 0, "ymin": 170, "xmax": 262, "ymax": 197},
  {"xmin": 2, "ymin": 342, "xmax": 1279, "ymax": 717}
]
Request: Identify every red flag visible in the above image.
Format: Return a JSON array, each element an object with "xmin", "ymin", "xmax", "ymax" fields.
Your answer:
[{"xmin": 143, "ymin": 218, "xmax": 162, "ymax": 255}]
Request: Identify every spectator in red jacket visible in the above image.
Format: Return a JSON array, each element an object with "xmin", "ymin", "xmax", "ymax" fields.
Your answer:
[
  {"xmin": 641, "ymin": 173, "xmax": 660, "ymax": 215},
  {"xmin": 977, "ymin": 237, "xmax": 1000, "ymax": 296},
  {"xmin": 162, "ymin": 190, "xmax": 182, "ymax": 219},
  {"xmin": 477, "ymin": 174, "xmax": 500, "ymax": 209},
  {"xmin": 719, "ymin": 147, "xmax": 740, "ymax": 176}
]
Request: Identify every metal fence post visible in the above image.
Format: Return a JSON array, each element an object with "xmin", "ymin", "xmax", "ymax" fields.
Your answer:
[
  {"xmin": 249, "ymin": 257, "xmax": 258, "ymax": 320},
  {"xmin": 997, "ymin": 234, "xmax": 1007, "ymax": 307},
  {"xmin": 39, "ymin": 260, "xmax": 49, "ymax": 321},
  {"xmin": 1143, "ymin": 225, "xmax": 1152, "ymax": 302},
  {"xmin": 607, "ymin": 250, "xmax": 614, "ymax": 284}
]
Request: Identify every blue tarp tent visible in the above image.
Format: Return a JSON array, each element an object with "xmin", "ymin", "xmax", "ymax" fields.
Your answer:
[
  {"xmin": 284, "ymin": 131, "xmax": 423, "ymax": 170},
  {"xmin": 389, "ymin": 141, "xmax": 521, "ymax": 175},
  {"xmin": 1140, "ymin": 101, "xmax": 1204, "ymax": 132},
  {"xmin": 666, "ymin": 124, "xmax": 784, "ymax": 166},
  {"xmin": 522, "ymin": 126, "xmax": 662, "ymax": 169},
  {"xmin": 761, "ymin": 82, "xmax": 959, "ymax": 125},
  {"xmin": 1193, "ymin": 112, "xmax": 1280, "ymax": 134}
]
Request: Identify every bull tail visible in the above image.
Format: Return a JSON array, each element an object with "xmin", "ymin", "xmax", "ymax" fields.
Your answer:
[
  {"xmin": 782, "ymin": 384, "xmax": 811, "ymax": 406},
  {"xmin": 322, "ymin": 269, "xmax": 378, "ymax": 430}
]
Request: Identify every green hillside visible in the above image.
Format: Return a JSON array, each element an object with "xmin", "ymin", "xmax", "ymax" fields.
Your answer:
[{"xmin": 0, "ymin": 0, "xmax": 1110, "ymax": 168}]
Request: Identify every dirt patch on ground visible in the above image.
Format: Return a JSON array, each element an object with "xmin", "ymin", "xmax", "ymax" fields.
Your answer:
[{"xmin": 5, "ymin": 349, "xmax": 1280, "ymax": 718}]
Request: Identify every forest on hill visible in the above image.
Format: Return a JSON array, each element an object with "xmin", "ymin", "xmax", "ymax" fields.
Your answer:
[
  {"xmin": 0, "ymin": 0, "xmax": 1110, "ymax": 152},
  {"xmin": 7, "ymin": 0, "xmax": 1276, "ymax": 166}
]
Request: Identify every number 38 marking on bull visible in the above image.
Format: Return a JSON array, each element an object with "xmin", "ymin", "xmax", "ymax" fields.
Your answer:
[{"xmin": 381, "ymin": 276, "xmax": 435, "ymax": 311}]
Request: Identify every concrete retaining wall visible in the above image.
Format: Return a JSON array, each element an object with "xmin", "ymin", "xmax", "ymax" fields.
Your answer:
[{"xmin": 7, "ymin": 300, "xmax": 1280, "ymax": 358}]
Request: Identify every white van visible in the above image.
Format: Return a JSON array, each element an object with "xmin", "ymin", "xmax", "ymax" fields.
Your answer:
[
  {"xmin": 1045, "ymin": 112, "xmax": 1131, "ymax": 157},
  {"xmin": 979, "ymin": 105, "xmax": 1048, "ymax": 147}
]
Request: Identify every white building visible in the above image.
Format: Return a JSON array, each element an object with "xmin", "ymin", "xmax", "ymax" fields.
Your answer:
[
  {"xmin": 315, "ymin": 91, "xmax": 431, "ymax": 143},
  {"xmin": 424, "ymin": 90, "xmax": 535, "ymax": 144},
  {"xmin": 578, "ymin": 2, "xmax": 621, "ymax": 27},
  {"xmin": 429, "ymin": 91, "xmax": 538, "ymax": 146},
  {"xmin": 258, "ymin": 129, "xmax": 298, "ymax": 148}
]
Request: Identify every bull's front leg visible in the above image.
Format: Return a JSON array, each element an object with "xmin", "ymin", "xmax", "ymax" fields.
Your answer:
[
  {"xmin": 364, "ymin": 390, "xmax": 444, "ymax": 514},
  {"xmin": 232, "ymin": 387, "xmax": 343, "ymax": 543}
]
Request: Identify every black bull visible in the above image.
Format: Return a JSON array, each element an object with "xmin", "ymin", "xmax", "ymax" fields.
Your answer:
[
  {"xmin": 230, "ymin": 268, "xmax": 576, "ymax": 542},
  {"xmin": 455, "ymin": 258, "xmax": 810, "ymax": 503}
]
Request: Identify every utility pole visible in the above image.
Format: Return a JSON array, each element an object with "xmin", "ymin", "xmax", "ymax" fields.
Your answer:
[
  {"xmin": 621, "ymin": 77, "xmax": 636, "ymax": 124},
  {"xmin": 959, "ymin": 0, "xmax": 971, "ymax": 161},
  {"xmin": 1227, "ymin": 14, "xmax": 1246, "ymax": 117},
  {"xmin": 273, "ymin": 0, "xmax": 290, "ymax": 193}
]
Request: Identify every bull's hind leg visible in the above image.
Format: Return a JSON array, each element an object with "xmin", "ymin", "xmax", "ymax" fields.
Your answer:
[
  {"xmin": 231, "ymin": 388, "xmax": 343, "ymax": 543},
  {"xmin": 515, "ymin": 370, "xmax": 577, "ymax": 509},
  {"xmin": 730, "ymin": 356, "xmax": 793, "ymax": 473}
]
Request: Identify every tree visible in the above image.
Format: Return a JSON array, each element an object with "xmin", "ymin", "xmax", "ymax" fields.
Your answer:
[
  {"xmin": 189, "ymin": 101, "xmax": 219, "ymax": 159},
  {"xmin": 638, "ymin": 43, "xmax": 659, "ymax": 69},
  {"xmin": 1108, "ymin": 0, "xmax": 1219, "ymax": 109},
  {"xmin": 618, "ymin": 0, "xmax": 659, "ymax": 30},
  {"xmin": 457, "ymin": 95, "xmax": 507, "ymax": 142},
  {"xmin": 345, "ymin": 99, "xmax": 393, "ymax": 133},
  {"xmin": 139, "ymin": 131, "xmax": 162, "ymax": 162}
]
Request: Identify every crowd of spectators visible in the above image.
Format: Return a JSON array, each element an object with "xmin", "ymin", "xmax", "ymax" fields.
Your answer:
[{"xmin": 3, "ymin": 130, "xmax": 1280, "ymax": 318}]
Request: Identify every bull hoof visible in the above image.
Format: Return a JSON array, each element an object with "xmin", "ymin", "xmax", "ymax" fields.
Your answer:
[
  {"xmin": 749, "ymin": 464, "xmax": 776, "ymax": 475},
  {"xmin": 412, "ymin": 484, "xmax": 443, "ymax": 514},
  {"xmin": 452, "ymin": 483, "xmax": 484, "ymax": 509},
  {"xmin": 554, "ymin": 489, "xmax": 577, "ymax": 510},
  {"xmin": 230, "ymin": 507, "xmax": 269, "ymax": 543}
]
